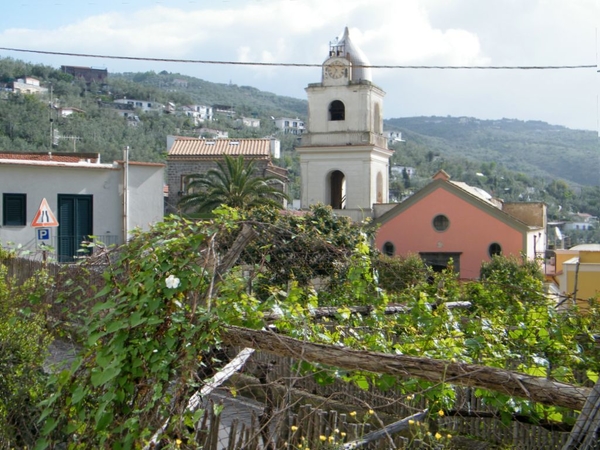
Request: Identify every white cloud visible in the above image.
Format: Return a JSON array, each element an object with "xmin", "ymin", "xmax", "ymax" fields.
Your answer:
[{"xmin": 0, "ymin": 0, "xmax": 596, "ymax": 129}]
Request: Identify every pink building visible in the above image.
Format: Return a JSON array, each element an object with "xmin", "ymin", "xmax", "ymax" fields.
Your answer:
[{"xmin": 374, "ymin": 170, "xmax": 546, "ymax": 280}]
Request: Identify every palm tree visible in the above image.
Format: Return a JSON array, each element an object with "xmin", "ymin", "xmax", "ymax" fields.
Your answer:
[{"xmin": 178, "ymin": 155, "xmax": 288, "ymax": 214}]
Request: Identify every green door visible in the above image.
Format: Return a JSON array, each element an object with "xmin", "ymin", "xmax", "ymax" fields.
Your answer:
[{"xmin": 57, "ymin": 195, "xmax": 93, "ymax": 263}]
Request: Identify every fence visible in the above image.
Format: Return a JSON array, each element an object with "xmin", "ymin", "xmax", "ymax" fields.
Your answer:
[{"xmin": 1, "ymin": 254, "xmax": 595, "ymax": 449}]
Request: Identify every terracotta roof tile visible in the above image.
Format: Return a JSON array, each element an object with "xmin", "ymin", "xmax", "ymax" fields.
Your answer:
[
  {"xmin": 168, "ymin": 137, "xmax": 272, "ymax": 159},
  {"xmin": 0, "ymin": 152, "xmax": 100, "ymax": 163}
]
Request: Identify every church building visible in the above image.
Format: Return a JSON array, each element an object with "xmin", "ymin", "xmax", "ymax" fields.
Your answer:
[{"xmin": 296, "ymin": 27, "xmax": 394, "ymax": 222}]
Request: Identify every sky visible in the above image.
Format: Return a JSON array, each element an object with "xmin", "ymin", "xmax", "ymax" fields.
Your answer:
[{"xmin": 1, "ymin": 0, "xmax": 599, "ymax": 131}]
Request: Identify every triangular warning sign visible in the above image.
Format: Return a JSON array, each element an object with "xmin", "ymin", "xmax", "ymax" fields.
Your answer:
[{"xmin": 31, "ymin": 198, "xmax": 59, "ymax": 228}]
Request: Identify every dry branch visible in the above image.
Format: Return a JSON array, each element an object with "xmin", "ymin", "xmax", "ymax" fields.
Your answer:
[
  {"xmin": 143, "ymin": 348, "xmax": 255, "ymax": 449},
  {"xmin": 340, "ymin": 409, "xmax": 428, "ymax": 449},
  {"xmin": 222, "ymin": 326, "xmax": 591, "ymax": 411}
]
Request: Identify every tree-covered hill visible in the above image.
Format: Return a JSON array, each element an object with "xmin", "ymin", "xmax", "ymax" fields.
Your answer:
[
  {"xmin": 385, "ymin": 116, "xmax": 599, "ymax": 187},
  {"xmin": 1, "ymin": 57, "xmax": 599, "ymax": 228}
]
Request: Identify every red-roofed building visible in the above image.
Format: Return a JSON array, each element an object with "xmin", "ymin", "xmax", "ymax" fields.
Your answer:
[
  {"xmin": 373, "ymin": 170, "xmax": 547, "ymax": 280},
  {"xmin": 166, "ymin": 136, "xmax": 288, "ymax": 213}
]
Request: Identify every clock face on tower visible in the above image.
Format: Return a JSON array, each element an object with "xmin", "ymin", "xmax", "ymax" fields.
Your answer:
[{"xmin": 325, "ymin": 62, "xmax": 346, "ymax": 79}]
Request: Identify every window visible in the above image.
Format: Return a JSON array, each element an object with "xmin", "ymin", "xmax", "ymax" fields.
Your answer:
[
  {"xmin": 488, "ymin": 243, "xmax": 502, "ymax": 257},
  {"xmin": 382, "ymin": 242, "xmax": 395, "ymax": 256},
  {"xmin": 432, "ymin": 214, "xmax": 449, "ymax": 232},
  {"xmin": 329, "ymin": 100, "xmax": 345, "ymax": 121},
  {"xmin": 2, "ymin": 193, "xmax": 26, "ymax": 226}
]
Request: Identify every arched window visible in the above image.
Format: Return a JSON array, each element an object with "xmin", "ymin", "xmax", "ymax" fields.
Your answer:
[
  {"xmin": 376, "ymin": 171, "xmax": 383, "ymax": 203},
  {"xmin": 374, "ymin": 103, "xmax": 382, "ymax": 133},
  {"xmin": 329, "ymin": 170, "xmax": 346, "ymax": 209},
  {"xmin": 488, "ymin": 243, "xmax": 502, "ymax": 257},
  {"xmin": 329, "ymin": 100, "xmax": 345, "ymax": 121},
  {"xmin": 382, "ymin": 242, "xmax": 395, "ymax": 256}
]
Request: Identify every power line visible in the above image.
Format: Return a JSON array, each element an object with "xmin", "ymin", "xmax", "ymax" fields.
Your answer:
[{"xmin": 0, "ymin": 46, "xmax": 596, "ymax": 70}]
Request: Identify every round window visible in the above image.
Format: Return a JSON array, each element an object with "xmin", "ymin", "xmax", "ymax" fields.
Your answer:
[
  {"xmin": 432, "ymin": 214, "xmax": 449, "ymax": 232},
  {"xmin": 382, "ymin": 241, "xmax": 395, "ymax": 256},
  {"xmin": 489, "ymin": 243, "xmax": 502, "ymax": 257}
]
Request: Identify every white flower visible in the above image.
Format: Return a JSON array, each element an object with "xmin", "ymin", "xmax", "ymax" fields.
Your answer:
[{"xmin": 165, "ymin": 274, "xmax": 181, "ymax": 289}]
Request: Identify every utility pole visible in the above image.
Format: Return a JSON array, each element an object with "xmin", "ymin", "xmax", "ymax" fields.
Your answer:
[
  {"xmin": 49, "ymin": 84, "xmax": 54, "ymax": 148},
  {"xmin": 123, "ymin": 146, "xmax": 130, "ymax": 243}
]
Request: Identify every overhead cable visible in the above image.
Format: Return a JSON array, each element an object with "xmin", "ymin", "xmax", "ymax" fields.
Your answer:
[{"xmin": 0, "ymin": 47, "xmax": 596, "ymax": 70}]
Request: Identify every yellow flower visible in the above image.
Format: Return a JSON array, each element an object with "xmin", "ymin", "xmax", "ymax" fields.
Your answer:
[
  {"xmin": 406, "ymin": 394, "xmax": 414, "ymax": 400},
  {"xmin": 408, "ymin": 420, "xmax": 415, "ymax": 425},
  {"xmin": 349, "ymin": 411, "xmax": 357, "ymax": 417},
  {"xmin": 334, "ymin": 428, "xmax": 339, "ymax": 434},
  {"xmin": 341, "ymin": 432, "xmax": 347, "ymax": 437},
  {"xmin": 328, "ymin": 436, "xmax": 334, "ymax": 442},
  {"xmin": 435, "ymin": 432, "xmax": 442, "ymax": 440},
  {"xmin": 438, "ymin": 409, "xmax": 445, "ymax": 417},
  {"xmin": 368, "ymin": 409, "xmax": 374, "ymax": 415},
  {"xmin": 175, "ymin": 439, "xmax": 182, "ymax": 447},
  {"xmin": 320, "ymin": 435, "xmax": 326, "ymax": 442},
  {"xmin": 447, "ymin": 434, "xmax": 452, "ymax": 439},
  {"xmin": 291, "ymin": 425, "xmax": 298, "ymax": 432}
]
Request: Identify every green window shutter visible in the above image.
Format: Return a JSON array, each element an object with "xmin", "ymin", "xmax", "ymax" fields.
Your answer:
[
  {"xmin": 57, "ymin": 195, "xmax": 93, "ymax": 263},
  {"xmin": 2, "ymin": 193, "xmax": 26, "ymax": 226}
]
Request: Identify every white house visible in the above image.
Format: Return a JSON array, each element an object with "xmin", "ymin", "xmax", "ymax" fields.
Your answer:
[
  {"xmin": 236, "ymin": 117, "xmax": 261, "ymax": 128},
  {"xmin": 182, "ymin": 105, "xmax": 213, "ymax": 125},
  {"xmin": 113, "ymin": 99, "xmax": 165, "ymax": 113},
  {"xmin": 0, "ymin": 152, "xmax": 164, "ymax": 262},
  {"xmin": 384, "ymin": 131, "xmax": 404, "ymax": 144},
  {"xmin": 273, "ymin": 117, "xmax": 306, "ymax": 135},
  {"xmin": 12, "ymin": 77, "xmax": 48, "ymax": 95},
  {"xmin": 564, "ymin": 213, "xmax": 596, "ymax": 232}
]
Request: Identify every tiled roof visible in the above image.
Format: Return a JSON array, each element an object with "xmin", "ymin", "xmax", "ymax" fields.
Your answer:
[
  {"xmin": 266, "ymin": 163, "xmax": 289, "ymax": 180},
  {"xmin": 168, "ymin": 137, "xmax": 272, "ymax": 159},
  {"xmin": 0, "ymin": 152, "xmax": 100, "ymax": 163}
]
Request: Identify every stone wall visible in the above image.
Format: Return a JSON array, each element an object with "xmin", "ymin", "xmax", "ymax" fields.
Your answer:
[{"xmin": 166, "ymin": 158, "xmax": 271, "ymax": 214}]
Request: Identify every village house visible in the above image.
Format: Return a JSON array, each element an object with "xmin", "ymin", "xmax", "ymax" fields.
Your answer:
[
  {"xmin": 564, "ymin": 212, "xmax": 596, "ymax": 232},
  {"xmin": 273, "ymin": 117, "xmax": 306, "ymax": 135},
  {"xmin": 236, "ymin": 117, "xmax": 260, "ymax": 129},
  {"xmin": 11, "ymin": 76, "xmax": 48, "ymax": 95},
  {"xmin": 166, "ymin": 136, "xmax": 287, "ymax": 214},
  {"xmin": 373, "ymin": 170, "xmax": 547, "ymax": 280},
  {"xmin": 181, "ymin": 105, "xmax": 214, "ymax": 126},
  {"xmin": 549, "ymin": 244, "xmax": 600, "ymax": 311},
  {"xmin": 60, "ymin": 65, "xmax": 108, "ymax": 85},
  {"xmin": 0, "ymin": 151, "xmax": 164, "ymax": 262},
  {"xmin": 113, "ymin": 98, "xmax": 165, "ymax": 113}
]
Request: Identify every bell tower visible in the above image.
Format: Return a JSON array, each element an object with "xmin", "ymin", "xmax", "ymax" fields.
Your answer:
[{"xmin": 296, "ymin": 27, "xmax": 393, "ymax": 221}]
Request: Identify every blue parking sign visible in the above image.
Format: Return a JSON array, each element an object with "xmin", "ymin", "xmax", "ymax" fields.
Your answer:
[{"xmin": 37, "ymin": 228, "xmax": 50, "ymax": 241}]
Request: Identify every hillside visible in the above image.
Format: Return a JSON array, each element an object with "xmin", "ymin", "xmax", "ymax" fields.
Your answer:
[
  {"xmin": 111, "ymin": 71, "xmax": 308, "ymax": 119},
  {"xmin": 385, "ymin": 116, "xmax": 599, "ymax": 187},
  {"xmin": 1, "ymin": 57, "xmax": 599, "ymax": 226}
]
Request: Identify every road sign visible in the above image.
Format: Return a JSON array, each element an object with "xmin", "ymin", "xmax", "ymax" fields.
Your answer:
[
  {"xmin": 31, "ymin": 198, "xmax": 59, "ymax": 228},
  {"xmin": 37, "ymin": 228, "xmax": 51, "ymax": 241}
]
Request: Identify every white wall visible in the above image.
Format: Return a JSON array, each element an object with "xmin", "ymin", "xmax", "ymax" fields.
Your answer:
[
  {"xmin": 0, "ymin": 161, "xmax": 164, "ymax": 258},
  {"xmin": 125, "ymin": 163, "xmax": 166, "ymax": 234}
]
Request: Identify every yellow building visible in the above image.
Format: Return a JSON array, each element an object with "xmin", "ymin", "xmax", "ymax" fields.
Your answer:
[{"xmin": 554, "ymin": 244, "xmax": 600, "ymax": 311}]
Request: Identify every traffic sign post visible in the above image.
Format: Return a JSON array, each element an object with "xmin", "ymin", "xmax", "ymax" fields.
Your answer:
[
  {"xmin": 37, "ymin": 228, "xmax": 51, "ymax": 241},
  {"xmin": 31, "ymin": 199, "xmax": 59, "ymax": 263},
  {"xmin": 31, "ymin": 198, "xmax": 59, "ymax": 228}
]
